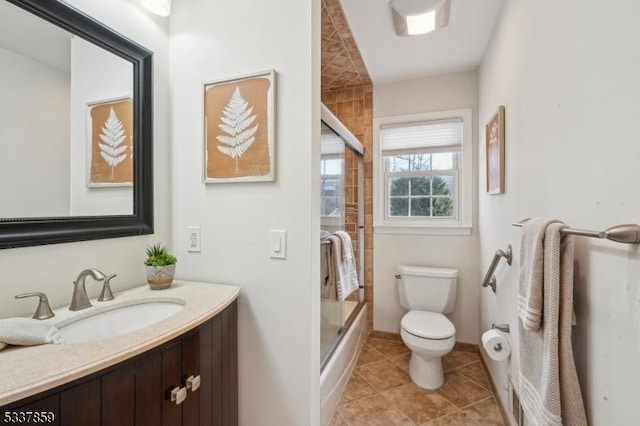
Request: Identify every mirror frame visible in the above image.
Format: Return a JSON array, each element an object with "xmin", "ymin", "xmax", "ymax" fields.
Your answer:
[{"xmin": 0, "ymin": 0, "xmax": 153, "ymax": 249}]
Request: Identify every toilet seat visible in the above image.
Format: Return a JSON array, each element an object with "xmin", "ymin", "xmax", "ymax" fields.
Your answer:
[{"xmin": 401, "ymin": 311, "xmax": 455, "ymax": 340}]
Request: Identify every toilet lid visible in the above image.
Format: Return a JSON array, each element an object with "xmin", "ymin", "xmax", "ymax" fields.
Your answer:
[{"xmin": 401, "ymin": 311, "xmax": 455, "ymax": 340}]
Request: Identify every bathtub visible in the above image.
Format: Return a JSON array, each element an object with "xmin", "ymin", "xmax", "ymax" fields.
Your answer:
[{"xmin": 319, "ymin": 304, "xmax": 368, "ymax": 425}]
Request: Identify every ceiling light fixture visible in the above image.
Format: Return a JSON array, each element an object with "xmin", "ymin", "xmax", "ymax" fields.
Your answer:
[
  {"xmin": 141, "ymin": 0, "xmax": 172, "ymax": 17},
  {"xmin": 390, "ymin": 0, "xmax": 451, "ymax": 36}
]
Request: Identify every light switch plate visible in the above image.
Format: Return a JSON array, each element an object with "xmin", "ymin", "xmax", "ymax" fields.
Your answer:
[
  {"xmin": 188, "ymin": 226, "xmax": 201, "ymax": 252},
  {"xmin": 269, "ymin": 230, "xmax": 287, "ymax": 259}
]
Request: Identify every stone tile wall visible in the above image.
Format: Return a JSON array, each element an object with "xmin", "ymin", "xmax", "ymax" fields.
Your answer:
[
  {"xmin": 321, "ymin": 0, "xmax": 373, "ymax": 329},
  {"xmin": 322, "ymin": 86, "xmax": 373, "ymax": 329}
]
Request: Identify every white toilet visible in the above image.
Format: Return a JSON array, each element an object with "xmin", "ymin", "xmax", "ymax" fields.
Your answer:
[{"xmin": 396, "ymin": 264, "xmax": 458, "ymax": 390}]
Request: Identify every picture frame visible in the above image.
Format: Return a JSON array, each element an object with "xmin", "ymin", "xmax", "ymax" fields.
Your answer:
[
  {"xmin": 203, "ymin": 70, "xmax": 276, "ymax": 183},
  {"xmin": 87, "ymin": 96, "xmax": 133, "ymax": 187},
  {"xmin": 485, "ymin": 105, "xmax": 505, "ymax": 194}
]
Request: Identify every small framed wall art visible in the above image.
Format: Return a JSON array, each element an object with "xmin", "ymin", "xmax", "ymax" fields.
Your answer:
[
  {"xmin": 203, "ymin": 70, "xmax": 276, "ymax": 183},
  {"xmin": 485, "ymin": 105, "xmax": 505, "ymax": 194},
  {"xmin": 87, "ymin": 97, "xmax": 133, "ymax": 187}
]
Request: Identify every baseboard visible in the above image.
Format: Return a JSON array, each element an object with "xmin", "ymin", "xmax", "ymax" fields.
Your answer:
[
  {"xmin": 453, "ymin": 341, "xmax": 477, "ymax": 353},
  {"xmin": 478, "ymin": 350, "xmax": 511, "ymax": 426},
  {"xmin": 368, "ymin": 330, "xmax": 402, "ymax": 341},
  {"xmin": 369, "ymin": 331, "xmax": 480, "ymax": 355}
]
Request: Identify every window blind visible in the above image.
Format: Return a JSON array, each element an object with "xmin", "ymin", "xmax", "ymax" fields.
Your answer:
[
  {"xmin": 380, "ymin": 118, "xmax": 463, "ymax": 155},
  {"xmin": 321, "ymin": 129, "xmax": 344, "ymax": 155}
]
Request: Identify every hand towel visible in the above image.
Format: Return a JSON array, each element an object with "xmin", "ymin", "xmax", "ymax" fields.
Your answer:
[
  {"xmin": 518, "ymin": 219, "xmax": 587, "ymax": 426},
  {"xmin": 333, "ymin": 231, "xmax": 359, "ymax": 300},
  {"xmin": 0, "ymin": 318, "xmax": 61, "ymax": 350},
  {"xmin": 517, "ymin": 218, "xmax": 559, "ymax": 331}
]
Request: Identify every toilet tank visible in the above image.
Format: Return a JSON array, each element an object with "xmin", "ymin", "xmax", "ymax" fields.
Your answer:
[{"xmin": 396, "ymin": 265, "xmax": 458, "ymax": 314}]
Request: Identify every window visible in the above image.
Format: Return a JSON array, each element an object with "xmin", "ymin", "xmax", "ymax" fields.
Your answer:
[
  {"xmin": 320, "ymin": 157, "xmax": 343, "ymax": 217},
  {"xmin": 374, "ymin": 109, "xmax": 472, "ymax": 235},
  {"xmin": 320, "ymin": 122, "xmax": 345, "ymax": 219},
  {"xmin": 387, "ymin": 153, "xmax": 456, "ymax": 218}
]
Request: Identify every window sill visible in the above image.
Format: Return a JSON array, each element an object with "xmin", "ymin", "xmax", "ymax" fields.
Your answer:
[{"xmin": 374, "ymin": 225, "xmax": 472, "ymax": 236}]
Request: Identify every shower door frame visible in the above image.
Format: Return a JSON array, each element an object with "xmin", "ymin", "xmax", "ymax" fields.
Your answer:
[{"xmin": 320, "ymin": 104, "xmax": 365, "ymax": 371}]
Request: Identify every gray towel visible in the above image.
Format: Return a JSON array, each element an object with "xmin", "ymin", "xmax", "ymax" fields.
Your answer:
[
  {"xmin": 518, "ymin": 219, "xmax": 587, "ymax": 426},
  {"xmin": 518, "ymin": 218, "xmax": 558, "ymax": 330},
  {"xmin": 321, "ymin": 238, "xmax": 337, "ymax": 300}
]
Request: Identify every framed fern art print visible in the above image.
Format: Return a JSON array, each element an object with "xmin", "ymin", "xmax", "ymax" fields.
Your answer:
[
  {"xmin": 87, "ymin": 97, "xmax": 133, "ymax": 187},
  {"xmin": 204, "ymin": 70, "xmax": 276, "ymax": 183}
]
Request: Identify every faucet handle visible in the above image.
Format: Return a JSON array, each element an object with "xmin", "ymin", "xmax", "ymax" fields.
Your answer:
[
  {"xmin": 15, "ymin": 292, "xmax": 55, "ymax": 320},
  {"xmin": 98, "ymin": 273, "xmax": 117, "ymax": 302}
]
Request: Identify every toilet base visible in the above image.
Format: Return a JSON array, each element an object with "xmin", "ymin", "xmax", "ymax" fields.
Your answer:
[{"xmin": 409, "ymin": 352, "xmax": 444, "ymax": 390}]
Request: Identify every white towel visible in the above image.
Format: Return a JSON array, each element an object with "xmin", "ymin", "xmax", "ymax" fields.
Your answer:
[
  {"xmin": 333, "ymin": 231, "xmax": 359, "ymax": 300},
  {"xmin": 0, "ymin": 318, "xmax": 61, "ymax": 350},
  {"xmin": 518, "ymin": 218, "xmax": 587, "ymax": 426}
]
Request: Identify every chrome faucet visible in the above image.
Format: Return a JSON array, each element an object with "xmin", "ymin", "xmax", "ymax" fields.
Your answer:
[
  {"xmin": 15, "ymin": 292, "xmax": 55, "ymax": 320},
  {"xmin": 70, "ymin": 268, "xmax": 107, "ymax": 311}
]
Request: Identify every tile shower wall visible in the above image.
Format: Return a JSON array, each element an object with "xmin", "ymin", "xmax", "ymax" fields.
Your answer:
[
  {"xmin": 321, "ymin": 0, "xmax": 371, "ymax": 90},
  {"xmin": 322, "ymin": 86, "xmax": 374, "ymax": 329},
  {"xmin": 321, "ymin": 0, "xmax": 374, "ymax": 329}
]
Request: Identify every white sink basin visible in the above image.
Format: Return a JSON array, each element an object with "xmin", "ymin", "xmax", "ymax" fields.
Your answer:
[{"xmin": 57, "ymin": 299, "xmax": 184, "ymax": 343}]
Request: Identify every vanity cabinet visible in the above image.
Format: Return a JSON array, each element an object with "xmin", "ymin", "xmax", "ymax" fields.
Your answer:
[{"xmin": 1, "ymin": 301, "xmax": 237, "ymax": 426}]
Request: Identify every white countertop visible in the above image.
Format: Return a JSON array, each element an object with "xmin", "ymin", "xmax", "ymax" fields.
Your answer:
[{"xmin": 0, "ymin": 280, "xmax": 241, "ymax": 406}]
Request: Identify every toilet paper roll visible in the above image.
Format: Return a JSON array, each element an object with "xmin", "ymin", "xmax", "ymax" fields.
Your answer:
[{"xmin": 482, "ymin": 329, "xmax": 511, "ymax": 361}]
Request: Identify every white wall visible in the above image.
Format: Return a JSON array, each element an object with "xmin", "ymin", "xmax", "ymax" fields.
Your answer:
[
  {"xmin": 0, "ymin": 47, "xmax": 70, "ymax": 218},
  {"xmin": 479, "ymin": 1, "xmax": 640, "ymax": 424},
  {"xmin": 69, "ymin": 37, "xmax": 133, "ymax": 216},
  {"xmin": 0, "ymin": 0, "xmax": 171, "ymax": 317},
  {"xmin": 373, "ymin": 70, "xmax": 481, "ymax": 343},
  {"xmin": 169, "ymin": 0, "xmax": 321, "ymax": 425}
]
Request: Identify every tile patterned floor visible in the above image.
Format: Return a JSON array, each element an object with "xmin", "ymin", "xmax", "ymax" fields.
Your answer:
[{"xmin": 330, "ymin": 334, "xmax": 505, "ymax": 426}]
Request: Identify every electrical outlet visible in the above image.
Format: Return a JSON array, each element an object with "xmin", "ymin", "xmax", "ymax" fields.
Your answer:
[{"xmin": 188, "ymin": 226, "xmax": 201, "ymax": 252}]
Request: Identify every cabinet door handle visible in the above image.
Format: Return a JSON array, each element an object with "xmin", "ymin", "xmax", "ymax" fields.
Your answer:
[
  {"xmin": 186, "ymin": 375, "xmax": 201, "ymax": 392},
  {"xmin": 170, "ymin": 386, "xmax": 187, "ymax": 405}
]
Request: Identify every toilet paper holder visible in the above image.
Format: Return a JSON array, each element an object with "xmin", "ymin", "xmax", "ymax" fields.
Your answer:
[
  {"xmin": 492, "ymin": 323, "xmax": 510, "ymax": 333},
  {"xmin": 490, "ymin": 323, "xmax": 510, "ymax": 352}
]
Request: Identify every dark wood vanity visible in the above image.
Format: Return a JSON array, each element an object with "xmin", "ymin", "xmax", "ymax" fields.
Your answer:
[{"xmin": 0, "ymin": 301, "xmax": 237, "ymax": 426}]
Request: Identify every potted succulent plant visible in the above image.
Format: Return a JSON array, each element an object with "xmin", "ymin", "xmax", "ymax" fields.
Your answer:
[{"xmin": 144, "ymin": 243, "xmax": 177, "ymax": 290}]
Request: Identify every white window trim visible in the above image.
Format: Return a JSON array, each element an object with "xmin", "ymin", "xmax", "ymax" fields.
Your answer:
[{"xmin": 373, "ymin": 108, "xmax": 473, "ymax": 236}]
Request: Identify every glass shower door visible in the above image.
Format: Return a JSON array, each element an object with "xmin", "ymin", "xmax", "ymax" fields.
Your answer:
[{"xmin": 320, "ymin": 122, "xmax": 345, "ymax": 362}]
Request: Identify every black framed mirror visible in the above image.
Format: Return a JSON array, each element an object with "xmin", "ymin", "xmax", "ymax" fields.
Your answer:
[{"xmin": 0, "ymin": 0, "xmax": 153, "ymax": 249}]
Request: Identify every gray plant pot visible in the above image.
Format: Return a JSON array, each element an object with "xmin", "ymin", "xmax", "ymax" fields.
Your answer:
[{"xmin": 145, "ymin": 264, "xmax": 176, "ymax": 290}]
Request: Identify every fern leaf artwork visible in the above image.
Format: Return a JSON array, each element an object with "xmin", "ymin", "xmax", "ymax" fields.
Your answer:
[
  {"xmin": 216, "ymin": 86, "xmax": 259, "ymax": 174},
  {"xmin": 98, "ymin": 107, "xmax": 128, "ymax": 180}
]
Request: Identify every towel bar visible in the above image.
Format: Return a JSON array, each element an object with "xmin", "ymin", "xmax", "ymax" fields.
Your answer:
[
  {"xmin": 513, "ymin": 220, "xmax": 640, "ymax": 244},
  {"xmin": 481, "ymin": 244, "xmax": 512, "ymax": 293}
]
